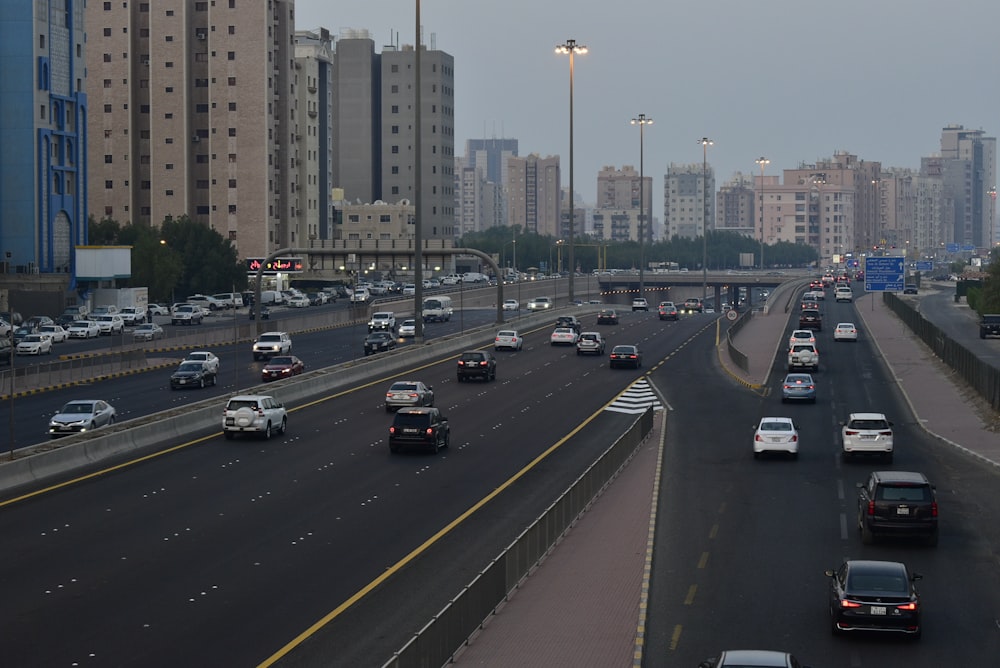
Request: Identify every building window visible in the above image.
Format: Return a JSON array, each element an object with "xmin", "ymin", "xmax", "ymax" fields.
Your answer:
[
  {"xmin": 228, "ymin": 77, "xmax": 236, "ymax": 86},
  {"xmin": 391, "ymin": 145, "xmax": 399, "ymax": 154},
  {"xmin": 103, "ymin": 53, "xmax": 111, "ymax": 62},
  {"xmin": 104, "ymin": 155, "xmax": 113, "ymax": 164},
  {"xmin": 391, "ymin": 64, "xmax": 398, "ymax": 73},
  {"xmin": 165, "ymin": 86, "xmax": 173, "ymax": 93},
  {"xmin": 196, "ymin": 155, "xmax": 208, "ymax": 163},
  {"xmin": 196, "ymin": 103, "xmax": 208, "ymax": 112},
  {"xmin": 228, "ymin": 25, "xmax": 235, "ymax": 35},
  {"xmin": 228, "ymin": 102, "xmax": 236, "ymax": 111},
  {"xmin": 140, "ymin": 104, "xmax": 149, "ymax": 113},
  {"xmin": 391, "ymin": 186, "xmax": 399, "ymax": 194},
  {"xmin": 104, "ymin": 104, "xmax": 112, "ymax": 113},
  {"xmin": 197, "ymin": 205, "xmax": 210, "ymax": 214},
  {"xmin": 165, "ymin": 112, "xmax": 173, "ymax": 119},
  {"xmin": 229, "ymin": 205, "xmax": 237, "ymax": 214},
  {"xmin": 104, "ymin": 1, "xmax": 111, "ymax": 8},
  {"xmin": 105, "ymin": 180, "xmax": 113, "ymax": 189},
  {"xmin": 227, "ymin": 51, "xmax": 235, "ymax": 60},
  {"xmin": 195, "ymin": 1, "xmax": 208, "ymax": 10},
  {"xmin": 141, "ymin": 181, "xmax": 151, "ymax": 190},
  {"xmin": 391, "ymin": 105, "xmax": 398, "ymax": 114},
  {"xmin": 196, "ymin": 180, "xmax": 209, "ymax": 189},
  {"xmin": 228, "ymin": 179, "xmax": 237, "ymax": 188},
  {"xmin": 103, "ymin": 28, "xmax": 111, "ymax": 37},
  {"xmin": 391, "ymin": 125, "xmax": 399, "ymax": 134},
  {"xmin": 140, "ymin": 28, "xmax": 149, "ymax": 37},
  {"xmin": 391, "ymin": 85, "xmax": 398, "ymax": 94},
  {"xmin": 166, "ymin": 190, "xmax": 173, "ymax": 196},
  {"xmin": 103, "ymin": 79, "xmax": 111, "ymax": 88},
  {"xmin": 165, "ymin": 138, "xmax": 173, "ymax": 144},
  {"xmin": 165, "ymin": 61, "xmax": 173, "ymax": 68},
  {"xmin": 391, "ymin": 166, "xmax": 399, "ymax": 174},
  {"xmin": 165, "ymin": 164, "xmax": 174, "ymax": 170},
  {"xmin": 228, "ymin": 128, "xmax": 236, "ymax": 137},
  {"xmin": 165, "ymin": 35, "xmax": 173, "ymax": 42}
]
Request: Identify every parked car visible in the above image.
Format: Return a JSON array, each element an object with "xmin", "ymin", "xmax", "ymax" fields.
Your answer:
[
  {"xmin": 37, "ymin": 324, "xmax": 69, "ymax": 343},
  {"xmin": 841, "ymin": 412, "xmax": 894, "ymax": 462},
  {"xmin": 397, "ymin": 319, "xmax": 417, "ymax": 338},
  {"xmin": 609, "ymin": 344, "xmax": 642, "ymax": 369},
  {"xmin": 184, "ymin": 350, "xmax": 220, "ymax": 374},
  {"xmin": 132, "ymin": 322, "xmax": 165, "ymax": 341},
  {"xmin": 222, "ymin": 394, "xmax": 287, "ymax": 440},
  {"xmin": 252, "ymin": 331, "xmax": 292, "ymax": 360},
  {"xmin": 657, "ymin": 301, "xmax": 679, "ymax": 320},
  {"xmin": 170, "ymin": 361, "xmax": 217, "ymax": 390},
  {"xmin": 457, "ymin": 350, "xmax": 496, "ymax": 382},
  {"xmin": 0, "ymin": 310, "xmax": 23, "ymax": 326},
  {"xmin": 753, "ymin": 416, "xmax": 800, "ymax": 459},
  {"xmin": 48, "ymin": 399, "xmax": 116, "ymax": 438},
  {"xmin": 857, "ymin": 470, "xmax": 938, "ymax": 546},
  {"xmin": 248, "ymin": 304, "xmax": 270, "ymax": 320},
  {"xmin": 119, "ymin": 306, "xmax": 146, "ymax": 325},
  {"xmin": 363, "ymin": 331, "xmax": 397, "ymax": 356},
  {"xmin": 16, "ymin": 333, "xmax": 53, "ymax": 356},
  {"xmin": 261, "ymin": 355, "xmax": 305, "ymax": 382},
  {"xmin": 212, "ymin": 292, "xmax": 243, "ymax": 309},
  {"xmin": 67, "ymin": 320, "xmax": 101, "ymax": 339},
  {"xmin": 12, "ymin": 326, "xmax": 34, "ymax": 344},
  {"xmin": 576, "ymin": 331, "xmax": 606, "ymax": 355},
  {"xmin": 596, "ymin": 309, "xmax": 619, "ymax": 325},
  {"xmin": 388, "ymin": 407, "xmax": 450, "ymax": 453},
  {"xmin": 25, "ymin": 316, "xmax": 55, "ymax": 330},
  {"xmin": 384, "ymin": 380, "xmax": 435, "ymax": 412},
  {"xmin": 286, "ymin": 294, "xmax": 311, "ymax": 308},
  {"xmin": 903, "ymin": 284, "xmax": 918, "ymax": 295},
  {"xmin": 494, "ymin": 329, "xmax": 523, "ymax": 351},
  {"xmin": 147, "ymin": 304, "xmax": 170, "ymax": 317},
  {"xmin": 826, "ymin": 560, "xmax": 922, "ymax": 638}
]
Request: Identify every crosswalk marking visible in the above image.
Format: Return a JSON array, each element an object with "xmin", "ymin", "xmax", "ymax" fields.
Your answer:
[{"xmin": 606, "ymin": 378, "xmax": 663, "ymax": 414}]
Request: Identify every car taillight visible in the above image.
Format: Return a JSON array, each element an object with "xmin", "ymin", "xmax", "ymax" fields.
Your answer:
[
  {"xmin": 840, "ymin": 599, "xmax": 862, "ymax": 608},
  {"xmin": 879, "ymin": 430, "xmax": 892, "ymax": 436},
  {"xmin": 754, "ymin": 434, "xmax": 764, "ymax": 441},
  {"xmin": 389, "ymin": 426, "xmax": 397, "ymax": 434},
  {"xmin": 867, "ymin": 500, "xmax": 875, "ymax": 516},
  {"xmin": 790, "ymin": 435, "xmax": 798, "ymax": 442},
  {"xmin": 844, "ymin": 430, "xmax": 858, "ymax": 436},
  {"xmin": 896, "ymin": 602, "xmax": 918, "ymax": 611},
  {"xmin": 931, "ymin": 501, "xmax": 938, "ymax": 517},
  {"xmin": 425, "ymin": 427, "xmax": 434, "ymax": 435}
]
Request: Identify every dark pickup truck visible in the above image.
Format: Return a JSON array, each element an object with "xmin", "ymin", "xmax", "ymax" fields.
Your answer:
[
  {"xmin": 799, "ymin": 309, "xmax": 823, "ymax": 331},
  {"xmin": 980, "ymin": 314, "xmax": 1000, "ymax": 339}
]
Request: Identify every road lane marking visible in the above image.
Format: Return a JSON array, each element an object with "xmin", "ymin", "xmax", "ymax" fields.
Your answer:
[
  {"xmin": 697, "ymin": 552, "xmax": 709, "ymax": 569},
  {"xmin": 669, "ymin": 625, "xmax": 682, "ymax": 650},
  {"xmin": 709, "ymin": 524, "xmax": 719, "ymax": 539},
  {"xmin": 684, "ymin": 585, "xmax": 697, "ymax": 605}
]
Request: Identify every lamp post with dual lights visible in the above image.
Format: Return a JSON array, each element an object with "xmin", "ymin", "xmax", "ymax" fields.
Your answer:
[
  {"xmin": 755, "ymin": 157, "xmax": 769, "ymax": 270},
  {"xmin": 698, "ymin": 137, "xmax": 713, "ymax": 304},
  {"xmin": 989, "ymin": 186, "xmax": 997, "ymax": 251},
  {"xmin": 555, "ymin": 39, "xmax": 587, "ymax": 305},
  {"xmin": 631, "ymin": 114, "xmax": 652, "ymax": 300}
]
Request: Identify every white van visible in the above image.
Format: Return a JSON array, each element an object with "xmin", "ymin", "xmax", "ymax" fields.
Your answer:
[
  {"xmin": 462, "ymin": 272, "xmax": 488, "ymax": 284},
  {"xmin": 259, "ymin": 290, "xmax": 283, "ymax": 304},
  {"xmin": 422, "ymin": 295, "xmax": 453, "ymax": 322}
]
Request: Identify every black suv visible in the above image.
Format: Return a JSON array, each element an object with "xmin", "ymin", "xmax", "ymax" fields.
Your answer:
[
  {"xmin": 857, "ymin": 471, "xmax": 938, "ymax": 546},
  {"xmin": 980, "ymin": 314, "xmax": 1000, "ymax": 338},
  {"xmin": 457, "ymin": 350, "xmax": 496, "ymax": 382},
  {"xmin": 388, "ymin": 407, "xmax": 450, "ymax": 453},
  {"xmin": 798, "ymin": 309, "xmax": 822, "ymax": 331},
  {"xmin": 364, "ymin": 331, "xmax": 397, "ymax": 356},
  {"xmin": 555, "ymin": 315, "xmax": 582, "ymax": 333}
]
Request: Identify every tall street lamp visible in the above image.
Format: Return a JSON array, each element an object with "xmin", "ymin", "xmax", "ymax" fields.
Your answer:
[
  {"xmin": 413, "ymin": 0, "xmax": 424, "ymax": 341},
  {"xmin": 989, "ymin": 186, "xmax": 996, "ymax": 252},
  {"xmin": 631, "ymin": 114, "xmax": 652, "ymax": 300},
  {"xmin": 698, "ymin": 137, "xmax": 713, "ymax": 304},
  {"xmin": 755, "ymin": 157, "xmax": 769, "ymax": 270},
  {"xmin": 556, "ymin": 39, "xmax": 587, "ymax": 304}
]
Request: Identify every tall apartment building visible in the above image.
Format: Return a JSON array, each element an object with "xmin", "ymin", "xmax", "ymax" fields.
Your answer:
[
  {"xmin": 455, "ymin": 137, "xmax": 517, "ymax": 234},
  {"xmin": 0, "ymin": 1, "xmax": 88, "ymax": 277},
  {"xmin": 596, "ymin": 165, "xmax": 652, "ymax": 242},
  {"xmin": 507, "ymin": 154, "xmax": 560, "ymax": 237},
  {"xmin": 86, "ymin": 0, "xmax": 297, "ymax": 260},
  {"xmin": 716, "ymin": 173, "xmax": 756, "ymax": 239},
  {"xmin": 294, "ymin": 28, "xmax": 334, "ymax": 242},
  {"xmin": 331, "ymin": 31, "xmax": 380, "ymax": 207},
  {"xmin": 762, "ymin": 168, "xmax": 855, "ymax": 261},
  {"xmin": 663, "ymin": 163, "xmax": 714, "ymax": 240},
  {"xmin": 939, "ymin": 124, "xmax": 996, "ymax": 249}
]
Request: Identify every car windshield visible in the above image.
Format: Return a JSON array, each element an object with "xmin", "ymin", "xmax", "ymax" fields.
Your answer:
[
  {"xmin": 498, "ymin": 331, "xmax": 516, "ymax": 337},
  {"xmin": 760, "ymin": 421, "xmax": 792, "ymax": 432},
  {"xmin": 259, "ymin": 335, "xmax": 281, "ymax": 342},
  {"xmin": 390, "ymin": 383, "xmax": 418, "ymax": 391},
  {"xmin": 188, "ymin": 353, "xmax": 208, "ymax": 360},
  {"xmin": 61, "ymin": 402, "xmax": 94, "ymax": 414},
  {"xmin": 847, "ymin": 573, "xmax": 907, "ymax": 594},
  {"xmin": 850, "ymin": 419, "xmax": 889, "ymax": 430},
  {"xmin": 72, "ymin": 321, "xmax": 90, "ymax": 327},
  {"xmin": 877, "ymin": 485, "xmax": 931, "ymax": 502},
  {"xmin": 553, "ymin": 328, "xmax": 573, "ymax": 334},
  {"xmin": 612, "ymin": 346, "xmax": 635, "ymax": 354},
  {"xmin": 580, "ymin": 334, "xmax": 598, "ymax": 341},
  {"xmin": 269, "ymin": 357, "xmax": 293, "ymax": 365},
  {"xmin": 393, "ymin": 414, "xmax": 431, "ymax": 428},
  {"xmin": 460, "ymin": 353, "xmax": 483, "ymax": 362},
  {"xmin": 177, "ymin": 362, "xmax": 203, "ymax": 372}
]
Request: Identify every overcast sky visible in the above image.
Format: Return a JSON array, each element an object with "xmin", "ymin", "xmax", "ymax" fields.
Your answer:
[{"xmin": 296, "ymin": 0, "xmax": 1000, "ymax": 207}]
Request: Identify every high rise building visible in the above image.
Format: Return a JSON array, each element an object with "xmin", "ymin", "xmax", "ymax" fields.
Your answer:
[
  {"xmin": 294, "ymin": 28, "xmax": 335, "ymax": 242},
  {"xmin": 331, "ymin": 31, "xmax": 380, "ymax": 207},
  {"xmin": 85, "ymin": 0, "xmax": 297, "ymax": 259},
  {"xmin": 939, "ymin": 124, "xmax": 996, "ymax": 249},
  {"xmin": 456, "ymin": 138, "xmax": 517, "ymax": 234},
  {"xmin": 0, "ymin": 1, "xmax": 88, "ymax": 276},
  {"xmin": 664, "ymin": 163, "xmax": 714, "ymax": 240},
  {"xmin": 507, "ymin": 154, "xmax": 560, "ymax": 237},
  {"xmin": 716, "ymin": 173, "xmax": 756, "ymax": 238},
  {"xmin": 596, "ymin": 165, "xmax": 652, "ymax": 241}
]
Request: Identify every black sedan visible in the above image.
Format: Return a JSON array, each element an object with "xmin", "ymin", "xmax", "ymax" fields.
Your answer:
[
  {"xmin": 364, "ymin": 331, "xmax": 397, "ymax": 356},
  {"xmin": 826, "ymin": 560, "xmax": 922, "ymax": 638},
  {"xmin": 170, "ymin": 361, "xmax": 217, "ymax": 390},
  {"xmin": 609, "ymin": 344, "xmax": 642, "ymax": 369},
  {"xmin": 261, "ymin": 355, "xmax": 305, "ymax": 382}
]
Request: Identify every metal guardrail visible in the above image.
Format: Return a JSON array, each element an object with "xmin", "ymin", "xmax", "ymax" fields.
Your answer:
[
  {"xmin": 0, "ymin": 349, "xmax": 148, "ymax": 396},
  {"xmin": 382, "ymin": 407, "xmax": 655, "ymax": 668}
]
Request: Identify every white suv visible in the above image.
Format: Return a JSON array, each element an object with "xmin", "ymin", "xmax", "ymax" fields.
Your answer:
[
  {"xmin": 252, "ymin": 331, "xmax": 292, "ymax": 360},
  {"xmin": 368, "ymin": 312, "xmax": 396, "ymax": 332},
  {"xmin": 222, "ymin": 394, "xmax": 287, "ymax": 439},
  {"xmin": 841, "ymin": 412, "xmax": 894, "ymax": 462}
]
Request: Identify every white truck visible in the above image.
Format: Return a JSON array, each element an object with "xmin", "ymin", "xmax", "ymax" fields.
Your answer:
[
  {"xmin": 787, "ymin": 342, "xmax": 819, "ymax": 372},
  {"xmin": 422, "ymin": 296, "xmax": 453, "ymax": 323}
]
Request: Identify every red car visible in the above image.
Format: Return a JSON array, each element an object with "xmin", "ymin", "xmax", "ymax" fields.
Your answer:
[{"xmin": 261, "ymin": 355, "xmax": 305, "ymax": 382}]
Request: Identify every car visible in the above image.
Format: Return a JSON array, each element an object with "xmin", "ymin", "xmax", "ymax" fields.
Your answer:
[
  {"xmin": 833, "ymin": 322, "xmax": 858, "ymax": 342},
  {"xmin": 364, "ymin": 331, "xmax": 397, "ymax": 356},
  {"xmin": 826, "ymin": 560, "xmax": 922, "ymax": 638},
  {"xmin": 212, "ymin": 292, "xmax": 243, "ymax": 309},
  {"xmin": 457, "ymin": 350, "xmax": 496, "ymax": 382},
  {"xmin": 806, "ymin": 289, "xmax": 825, "ymax": 301},
  {"xmin": 48, "ymin": 399, "xmax": 117, "ymax": 438},
  {"xmin": 657, "ymin": 301, "xmax": 679, "ymax": 320},
  {"xmin": 0, "ymin": 317, "xmax": 12, "ymax": 338},
  {"xmin": 787, "ymin": 342, "xmax": 819, "ymax": 372},
  {"xmin": 170, "ymin": 305, "xmax": 204, "ymax": 326},
  {"xmin": 184, "ymin": 350, "xmax": 221, "ymax": 374},
  {"xmin": 384, "ymin": 380, "xmax": 435, "ymax": 412},
  {"xmin": 800, "ymin": 296, "xmax": 821, "ymax": 309},
  {"xmin": 252, "ymin": 331, "xmax": 292, "ymax": 360},
  {"xmin": 0, "ymin": 337, "xmax": 11, "ymax": 363},
  {"xmin": 857, "ymin": 470, "xmax": 938, "ymax": 546},
  {"xmin": 16, "ymin": 333, "xmax": 53, "ymax": 355},
  {"xmin": 979, "ymin": 314, "xmax": 1000, "ymax": 338},
  {"xmin": 576, "ymin": 331, "xmax": 605, "ymax": 355},
  {"xmin": 222, "ymin": 394, "xmax": 287, "ymax": 440},
  {"xmin": 631, "ymin": 297, "xmax": 649, "ymax": 311},
  {"xmin": 388, "ymin": 406, "xmax": 450, "ymax": 453},
  {"xmin": 596, "ymin": 308, "xmax": 619, "ymax": 325},
  {"xmin": 400, "ymin": 283, "xmax": 416, "ymax": 297},
  {"xmin": 12, "ymin": 326, "xmax": 35, "ymax": 344},
  {"xmin": 186, "ymin": 294, "xmax": 225, "ymax": 311},
  {"xmin": 260, "ymin": 355, "xmax": 305, "ymax": 382},
  {"xmin": 397, "ymin": 319, "xmax": 417, "ymax": 338},
  {"xmin": 699, "ymin": 649, "xmax": 810, "ymax": 668},
  {"xmin": 118, "ymin": 306, "xmax": 147, "ymax": 325},
  {"xmin": 170, "ymin": 361, "xmax": 217, "ymax": 390},
  {"xmin": 555, "ymin": 315, "xmax": 582, "ymax": 333},
  {"xmin": 24, "ymin": 315, "xmax": 55, "ymax": 330},
  {"xmin": 286, "ymin": 294, "xmax": 311, "ymax": 308},
  {"xmin": 550, "ymin": 327, "xmax": 579, "ymax": 346},
  {"xmin": 781, "ymin": 373, "xmax": 817, "ymax": 403},
  {"xmin": 368, "ymin": 311, "xmax": 397, "ymax": 332},
  {"xmin": 67, "ymin": 320, "xmax": 101, "ymax": 339},
  {"xmin": 798, "ymin": 309, "xmax": 822, "ymax": 331},
  {"xmin": 147, "ymin": 304, "xmax": 170, "ymax": 317},
  {"xmin": 841, "ymin": 412, "xmax": 894, "ymax": 462},
  {"xmin": 248, "ymin": 304, "xmax": 271, "ymax": 320},
  {"xmin": 903, "ymin": 284, "xmax": 918, "ymax": 295},
  {"xmin": 37, "ymin": 324, "xmax": 69, "ymax": 343},
  {"xmin": 0, "ymin": 310, "xmax": 23, "ymax": 327},
  {"xmin": 132, "ymin": 322, "xmax": 165, "ymax": 341},
  {"xmin": 494, "ymin": 329, "xmax": 523, "ymax": 351},
  {"xmin": 93, "ymin": 314, "xmax": 126, "ymax": 335},
  {"xmin": 527, "ymin": 296, "xmax": 553, "ymax": 311},
  {"xmin": 682, "ymin": 298, "xmax": 703, "ymax": 313},
  {"xmin": 788, "ymin": 329, "xmax": 816, "ymax": 347},
  {"xmin": 502, "ymin": 299, "xmax": 520, "ymax": 312},
  {"xmin": 753, "ymin": 416, "xmax": 800, "ymax": 459},
  {"xmin": 305, "ymin": 292, "xmax": 326, "ymax": 306},
  {"xmin": 609, "ymin": 344, "xmax": 642, "ymax": 369},
  {"xmin": 835, "ymin": 287, "xmax": 854, "ymax": 303},
  {"xmin": 59, "ymin": 305, "xmax": 89, "ymax": 320}
]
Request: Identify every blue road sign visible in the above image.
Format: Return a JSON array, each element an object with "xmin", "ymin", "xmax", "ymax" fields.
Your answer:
[
  {"xmin": 864, "ymin": 256, "xmax": 905, "ymax": 292},
  {"xmin": 946, "ymin": 243, "xmax": 960, "ymax": 253},
  {"xmin": 962, "ymin": 244, "xmax": 976, "ymax": 252},
  {"xmin": 916, "ymin": 261, "xmax": 933, "ymax": 272}
]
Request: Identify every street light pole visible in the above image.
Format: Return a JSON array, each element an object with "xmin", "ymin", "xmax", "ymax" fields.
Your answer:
[
  {"xmin": 755, "ymin": 157, "xmax": 769, "ymax": 270},
  {"xmin": 413, "ymin": 0, "xmax": 424, "ymax": 341},
  {"xmin": 989, "ymin": 186, "xmax": 997, "ymax": 254},
  {"xmin": 631, "ymin": 114, "xmax": 652, "ymax": 300},
  {"xmin": 556, "ymin": 39, "xmax": 587, "ymax": 305},
  {"xmin": 698, "ymin": 137, "xmax": 713, "ymax": 304}
]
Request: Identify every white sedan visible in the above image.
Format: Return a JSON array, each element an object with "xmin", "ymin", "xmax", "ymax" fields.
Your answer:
[
  {"xmin": 753, "ymin": 417, "xmax": 799, "ymax": 459},
  {"xmin": 502, "ymin": 299, "xmax": 520, "ymax": 312},
  {"xmin": 549, "ymin": 327, "xmax": 579, "ymax": 346},
  {"xmin": 67, "ymin": 320, "xmax": 101, "ymax": 339},
  {"xmin": 833, "ymin": 322, "xmax": 858, "ymax": 342},
  {"xmin": 397, "ymin": 319, "xmax": 416, "ymax": 338},
  {"xmin": 185, "ymin": 350, "xmax": 221, "ymax": 374},
  {"xmin": 16, "ymin": 333, "xmax": 53, "ymax": 355},
  {"xmin": 38, "ymin": 324, "xmax": 69, "ymax": 343},
  {"xmin": 286, "ymin": 295, "xmax": 310, "ymax": 308}
]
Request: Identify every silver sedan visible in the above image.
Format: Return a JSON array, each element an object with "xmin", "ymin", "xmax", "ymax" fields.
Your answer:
[{"xmin": 385, "ymin": 381, "xmax": 435, "ymax": 412}]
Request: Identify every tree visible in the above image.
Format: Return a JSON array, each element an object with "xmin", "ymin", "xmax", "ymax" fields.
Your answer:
[{"xmin": 976, "ymin": 248, "xmax": 1000, "ymax": 314}]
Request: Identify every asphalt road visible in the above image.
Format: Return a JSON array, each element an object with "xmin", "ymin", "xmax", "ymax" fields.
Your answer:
[
  {"xmin": 643, "ymin": 293, "xmax": 1000, "ymax": 666},
  {"xmin": 0, "ymin": 308, "xmax": 705, "ymax": 667}
]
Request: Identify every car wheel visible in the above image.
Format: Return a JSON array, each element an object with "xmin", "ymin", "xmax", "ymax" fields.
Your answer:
[
  {"xmin": 211, "ymin": 375, "xmax": 217, "ymax": 386},
  {"xmin": 263, "ymin": 422, "xmax": 272, "ymax": 440},
  {"xmin": 279, "ymin": 417, "xmax": 287, "ymax": 435},
  {"xmin": 224, "ymin": 431, "xmax": 234, "ymax": 440},
  {"xmin": 199, "ymin": 378, "xmax": 205, "ymax": 389}
]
